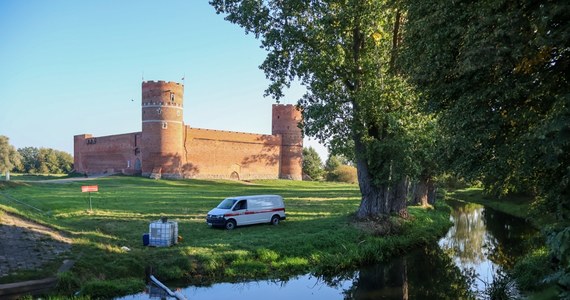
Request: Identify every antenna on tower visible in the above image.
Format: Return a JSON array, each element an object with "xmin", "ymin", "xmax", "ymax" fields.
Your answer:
[
  {"xmin": 181, "ymin": 74, "xmax": 185, "ymax": 85},
  {"xmin": 142, "ymin": 71, "xmax": 145, "ymax": 82}
]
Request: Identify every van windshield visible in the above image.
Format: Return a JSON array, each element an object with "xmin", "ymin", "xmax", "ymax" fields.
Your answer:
[{"xmin": 217, "ymin": 198, "xmax": 237, "ymax": 209}]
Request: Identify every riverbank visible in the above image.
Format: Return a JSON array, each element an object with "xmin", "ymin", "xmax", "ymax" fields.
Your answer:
[
  {"xmin": 445, "ymin": 187, "xmax": 558, "ymax": 228},
  {"xmin": 0, "ymin": 176, "xmax": 452, "ymax": 298}
]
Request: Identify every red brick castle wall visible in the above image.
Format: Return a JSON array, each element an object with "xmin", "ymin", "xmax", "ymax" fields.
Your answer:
[
  {"xmin": 183, "ymin": 128, "xmax": 282, "ymax": 180},
  {"xmin": 73, "ymin": 132, "xmax": 141, "ymax": 175},
  {"xmin": 73, "ymin": 81, "xmax": 303, "ymax": 180}
]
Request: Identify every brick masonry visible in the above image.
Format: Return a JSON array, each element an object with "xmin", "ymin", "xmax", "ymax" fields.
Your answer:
[{"xmin": 74, "ymin": 81, "xmax": 303, "ymax": 180}]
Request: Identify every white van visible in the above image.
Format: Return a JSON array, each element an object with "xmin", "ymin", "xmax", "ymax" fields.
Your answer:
[{"xmin": 206, "ymin": 195, "xmax": 286, "ymax": 230}]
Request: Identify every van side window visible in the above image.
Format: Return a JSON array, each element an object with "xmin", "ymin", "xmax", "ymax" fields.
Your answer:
[{"xmin": 234, "ymin": 200, "xmax": 247, "ymax": 211}]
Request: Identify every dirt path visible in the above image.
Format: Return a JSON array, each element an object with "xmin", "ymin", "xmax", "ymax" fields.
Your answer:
[
  {"xmin": 0, "ymin": 211, "xmax": 72, "ymax": 277},
  {"xmin": 26, "ymin": 173, "xmax": 112, "ymax": 184}
]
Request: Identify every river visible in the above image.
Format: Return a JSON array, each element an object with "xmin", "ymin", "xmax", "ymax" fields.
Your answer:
[{"xmin": 117, "ymin": 199, "xmax": 538, "ymax": 299}]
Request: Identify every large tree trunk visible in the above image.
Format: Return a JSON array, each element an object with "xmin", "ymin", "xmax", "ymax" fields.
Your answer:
[
  {"xmin": 412, "ymin": 175, "xmax": 436, "ymax": 206},
  {"xmin": 427, "ymin": 179, "xmax": 437, "ymax": 205},
  {"xmin": 354, "ymin": 134, "xmax": 409, "ymax": 219},
  {"xmin": 389, "ymin": 177, "xmax": 409, "ymax": 217},
  {"xmin": 412, "ymin": 176, "xmax": 429, "ymax": 206},
  {"xmin": 355, "ymin": 154, "xmax": 387, "ymax": 218},
  {"xmin": 351, "ymin": 12, "xmax": 408, "ymax": 219}
]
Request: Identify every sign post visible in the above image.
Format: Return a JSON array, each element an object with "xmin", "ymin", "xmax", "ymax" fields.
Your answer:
[{"xmin": 81, "ymin": 185, "xmax": 99, "ymax": 211}]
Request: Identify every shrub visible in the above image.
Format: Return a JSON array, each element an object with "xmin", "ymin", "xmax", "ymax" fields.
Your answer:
[
  {"xmin": 435, "ymin": 173, "xmax": 469, "ymax": 189},
  {"xmin": 330, "ymin": 165, "xmax": 357, "ymax": 183},
  {"xmin": 512, "ymin": 247, "xmax": 551, "ymax": 291}
]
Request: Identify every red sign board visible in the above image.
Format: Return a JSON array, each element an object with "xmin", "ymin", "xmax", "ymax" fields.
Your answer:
[{"xmin": 81, "ymin": 185, "xmax": 99, "ymax": 193}]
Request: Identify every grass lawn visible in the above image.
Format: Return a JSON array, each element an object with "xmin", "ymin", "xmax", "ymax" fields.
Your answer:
[{"xmin": 0, "ymin": 176, "xmax": 451, "ymax": 298}]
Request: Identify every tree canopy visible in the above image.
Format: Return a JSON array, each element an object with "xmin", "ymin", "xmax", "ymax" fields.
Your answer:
[
  {"xmin": 211, "ymin": 0, "xmax": 429, "ymax": 218},
  {"xmin": 17, "ymin": 147, "xmax": 74, "ymax": 174},
  {"xmin": 402, "ymin": 0, "xmax": 569, "ymax": 217},
  {"xmin": 325, "ymin": 155, "xmax": 350, "ymax": 173},
  {"xmin": 0, "ymin": 136, "xmax": 21, "ymax": 179},
  {"xmin": 302, "ymin": 147, "xmax": 324, "ymax": 180},
  {"xmin": 402, "ymin": 0, "xmax": 569, "ymax": 292}
]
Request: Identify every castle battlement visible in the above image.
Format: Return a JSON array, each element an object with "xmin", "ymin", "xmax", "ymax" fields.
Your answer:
[
  {"xmin": 142, "ymin": 102, "xmax": 183, "ymax": 107},
  {"xmin": 190, "ymin": 126, "xmax": 274, "ymax": 137},
  {"xmin": 142, "ymin": 80, "xmax": 183, "ymax": 86}
]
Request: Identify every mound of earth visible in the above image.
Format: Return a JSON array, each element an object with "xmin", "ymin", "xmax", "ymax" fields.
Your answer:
[{"xmin": 0, "ymin": 211, "xmax": 72, "ymax": 277}]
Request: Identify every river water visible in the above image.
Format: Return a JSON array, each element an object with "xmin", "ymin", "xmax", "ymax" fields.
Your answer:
[{"xmin": 117, "ymin": 200, "xmax": 537, "ymax": 299}]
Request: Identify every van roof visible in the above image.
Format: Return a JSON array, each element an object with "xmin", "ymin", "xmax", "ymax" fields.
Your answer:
[{"xmin": 226, "ymin": 195, "xmax": 282, "ymax": 200}]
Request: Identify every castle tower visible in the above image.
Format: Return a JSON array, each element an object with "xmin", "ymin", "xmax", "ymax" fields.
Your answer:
[
  {"xmin": 141, "ymin": 81, "xmax": 185, "ymax": 178},
  {"xmin": 272, "ymin": 104, "xmax": 303, "ymax": 180}
]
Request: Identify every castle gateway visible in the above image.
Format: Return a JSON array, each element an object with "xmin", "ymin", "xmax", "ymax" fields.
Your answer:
[{"xmin": 74, "ymin": 81, "xmax": 303, "ymax": 180}]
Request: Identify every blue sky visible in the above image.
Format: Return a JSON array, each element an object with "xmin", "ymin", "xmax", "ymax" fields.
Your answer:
[{"xmin": 0, "ymin": 1, "xmax": 328, "ymax": 161}]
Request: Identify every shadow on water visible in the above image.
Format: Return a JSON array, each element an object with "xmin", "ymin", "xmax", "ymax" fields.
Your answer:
[
  {"xmin": 319, "ymin": 245, "xmax": 475, "ymax": 300},
  {"xmin": 117, "ymin": 199, "xmax": 538, "ymax": 300}
]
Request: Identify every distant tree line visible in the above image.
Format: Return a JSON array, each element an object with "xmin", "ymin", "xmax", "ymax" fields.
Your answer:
[
  {"xmin": 16, "ymin": 146, "xmax": 73, "ymax": 174},
  {"xmin": 0, "ymin": 136, "xmax": 74, "ymax": 177}
]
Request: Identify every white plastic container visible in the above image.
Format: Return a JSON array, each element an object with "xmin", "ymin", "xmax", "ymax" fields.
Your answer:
[{"xmin": 149, "ymin": 220, "xmax": 178, "ymax": 247}]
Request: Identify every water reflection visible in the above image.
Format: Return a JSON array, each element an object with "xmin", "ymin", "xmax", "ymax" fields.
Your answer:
[
  {"xmin": 117, "ymin": 200, "xmax": 536, "ymax": 300},
  {"xmin": 439, "ymin": 199, "xmax": 537, "ymax": 293},
  {"xmin": 440, "ymin": 202, "xmax": 488, "ymax": 265},
  {"xmin": 119, "ymin": 274, "xmax": 354, "ymax": 300},
  {"xmin": 118, "ymin": 246, "xmax": 473, "ymax": 300},
  {"xmin": 483, "ymin": 206, "xmax": 536, "ymax": 269},
  {"xmin": 330, "ymin": 247, "xmax": 474, "ymax": 299}
]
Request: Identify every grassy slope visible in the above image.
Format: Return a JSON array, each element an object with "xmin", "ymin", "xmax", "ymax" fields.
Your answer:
[{"xmin": 0, "ymin": 176, "xmax": 451, "ymax": 298}]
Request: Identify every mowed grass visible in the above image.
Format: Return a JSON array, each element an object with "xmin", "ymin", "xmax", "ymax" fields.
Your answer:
[{"xmin": 0, "ymin": 176, "xmax": 451, "ymax": 298}]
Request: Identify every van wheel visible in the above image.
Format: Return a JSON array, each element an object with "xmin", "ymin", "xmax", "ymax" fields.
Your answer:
[
  {"xmin": 270, "ymin": 215, "xmax": 280, "ymax": 226},
  {"xmin": 225, "ymin": 219, "xmax": 236, "ymax": 230}
]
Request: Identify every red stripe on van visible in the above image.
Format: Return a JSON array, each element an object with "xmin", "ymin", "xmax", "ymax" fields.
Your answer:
[{"xmin": 225, "ymin": 208, "xmax": 284, "ymax": 217}]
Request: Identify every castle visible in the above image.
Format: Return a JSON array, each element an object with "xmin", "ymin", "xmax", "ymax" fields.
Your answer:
[{"xmin": 74, "ymin": 81, "xmax": 303, "ymax": 180}]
